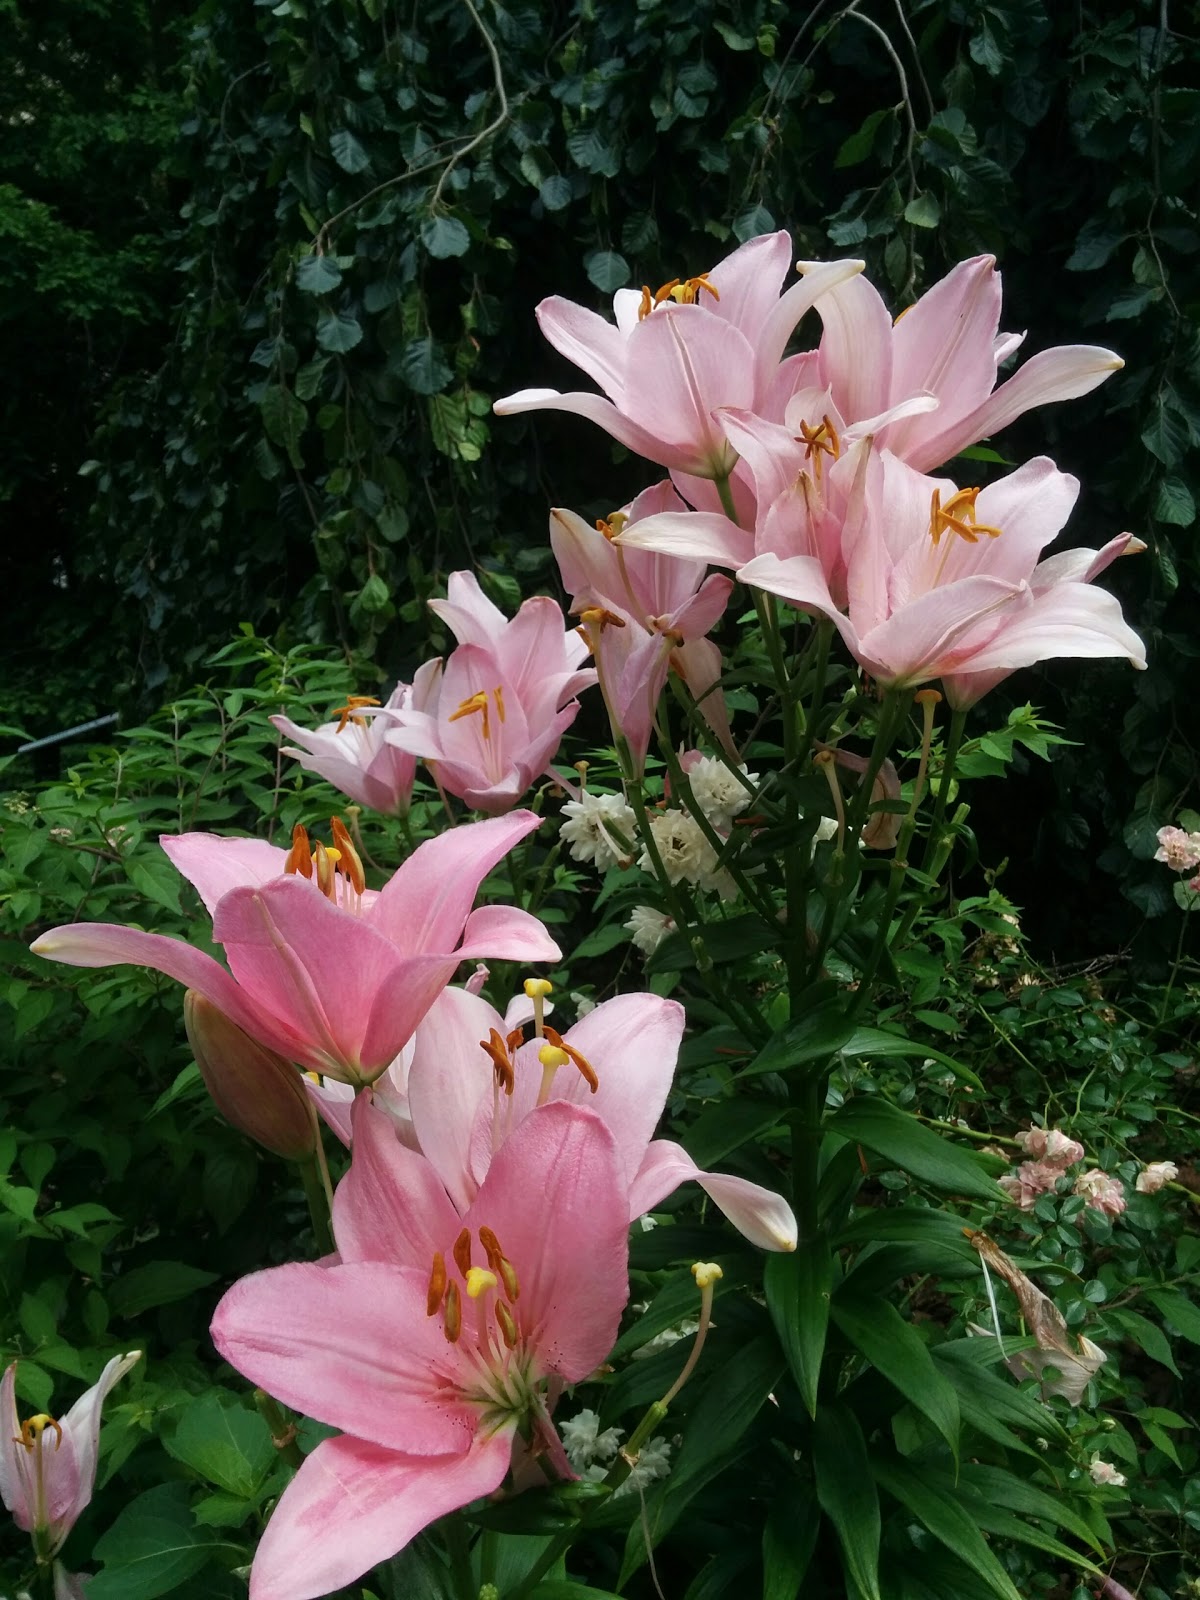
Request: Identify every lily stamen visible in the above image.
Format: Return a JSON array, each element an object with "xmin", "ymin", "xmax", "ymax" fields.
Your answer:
[
  {"xmin": 928, "ymin": 487, "xmax": 1004, "ymax": 547},
  {"xmin": 330, "ymin": 694, "xmax": 381, "ymax": 733},
  {"xmin": 542, "ymin": 1025, "xmax": 599, "ymax": 1092}
]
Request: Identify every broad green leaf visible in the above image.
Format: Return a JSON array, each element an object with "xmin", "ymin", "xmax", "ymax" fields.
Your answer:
[
  {"xmin": 904, "ymin": 192, "xmax": 941, "ymax": 227},
  {"xmin": 316, "ymin": 308, "xmax": 364, "ymax": 354},
  {"xmin": 421, "ymin": 215, "xmax": 470, "ymax": 259},
  {"xmin": 1108, "ymin": 1308, "xmax": 1181, "ymax": 1375},
  {"xmin": 395, "ymin": 336, "xmax": 452, "ymax": 395},
  {"xmin": 838, "ymin": 1025, "xmax": 984, "ymax": 1090},
  {"xmin": 259, "ymin": 385, "xmax": 306, "ymax": 469},
  {"xmin": 835, "ymin": 1205, "xmax": 980, "ymax": 1261},
  {"xmin": 125, "ymin": 854, "xmax": 182, "ymax": 914},
  {"xmin": 765, "ymin": 1239, "xmax": 832, "ymax": 1418},
  {"xmin": 960, "ymin": 1463, "xmax": 1105, "ymax": 1554},
  {"xmin": 539, "ymin": 175, "xmax": 572, "ymax": 212},
  {"xmin": 744, "ymin": 990, "xmax": 854, "ymax": 1078},
  {"xmin": 683, "ymin": 1100, "xmax": 785, "ymax": 1168},
  {"xmin": 91, "ymin": 1483, "xmax": 236, "ymax": 1600},
  {"xmin": 933, "ymin": 1342, "xmax": 1069, "ymax": 1445},
  {"xmin": 109, "ymin": 1261, "xmax": 218, "ymax": 1320},
  {"xmin": 648, "ymin": 914, "xmax": 780, "ymax": 971},
  {"xmin": 611, "ymin": 1256, "xmax": 750, "ymax": 1360},
  {"xmin": 762, "ymin": 1484, "xmax": 819, "ymax": 1600},
  {"xmin": 584, "ymin": 250, "xmax": 629, "ymax": 294},
  {"xmin": 165, "ymin": 1392, "xmax": 278, "ymax": 1497},
  {"xmin": 872, "ymin": 1459, "xmax": 1023, "ymax": 1600},
  {"xmin": 835, "ymin": 107, "xmax": 892, "ymax": 168},
  {"xmin": 1153, "ymin": 475, "xmax": 1195, "ymax": 526},
  {"xmin": 1144, "ymin": 1287, "xmax": 1200, "ymax": 1346},
  {"xmin": 329, "ymin": 128, "xmax": 370, "ymax": 173},
  {"xmin": 831, "ymin": 1287, "xmax": 959, "ymax": 1458},
  {"xmin": 295, "ymin": 253, "xmax": 342, "ymax": 294},
  {"xmin": 827, "ymin": 1098, "xmax": 1001, "ymax": 1202},
  {"xmin": 813, "ymin": 1403, "xmax": 882, "ymax": 1600}
]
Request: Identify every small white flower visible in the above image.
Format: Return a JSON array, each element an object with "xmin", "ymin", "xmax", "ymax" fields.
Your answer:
[
  {"xmin": 632, "ymin": 1317, "xmax": 699, "ymax": 1360},
  {"xmin": 560, "ymin": 1408, "xmax": 622, "ymax": 1472},
  {"xmin": 560, "ymin": 791, "xmax": 636, "ymax": 870},
  {"xmin": 685, "ymin": 757, "xmax": 758, "ymax": 830},
  {"xmin": 612, "ymin": 1436, "xmax": 673, "ymax": 1498},
  {"xmin": 626, "ymin": 905, "xmax": 675, "ymax": 956},
  {"xmin": 1088, "ymin": 1455, "xmax": 1127, "ymax": 1488},
  {"xmin": 639, "ymin": 809, "xmax": 736, "ymax": 899},
  {"xmin": 1136, "ymin": 1160, "xmax": 1178, "ymax": 1194},
  {"xmin": 569, "ymin": 990, "xmax": 597, "ymax": 1017}
]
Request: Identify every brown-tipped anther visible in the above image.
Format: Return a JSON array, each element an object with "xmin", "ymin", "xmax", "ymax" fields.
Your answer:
[
  {"xmin": 478, "ymin": 1225, "xmax": 502, "ymax": 1267},
  {"xmin": 495, "ymin": 1301, "xmax": 519, "ymax": 1349},
  {"xmin": 496, "ymin": 1253, "xmax": 520, "ymax": 1303},
  {"xmin": 506, "ymin": 1025, "xmax": 526, "ymax": 1055},
  {"xmin": 543, "ymin": 1025, "xmax": 599, "ymax": 1092},
  {"xmin": 284, "ymin": 824, "xmax": 313, "ymax": 878},
  {"xmin": 579, "ymin": 606, "xmax": 626, "ymax": 632},
  {"xmin": 427, "ymin": 1252, "xmax": 447, "ymax": 1317},
  {"xmin": 16, "ymin": 1414, "xmax": 62, "ymax": 1451},
  {"xmin": 442, "ymin": 1281, "xmax": 462, "ymax": 1343},
  {"xmin": 452, "ymin": 1228, "xmax": 473, "ymax": 1278},
  {"xmin": 329, "ymin": 816, "xmax": 365, "ymax": 894},
  {"xmin": 480, "ymin": 1030, "xmax": 515, "ymax": 1095},
  {"xmin": 313, "ymin": 840, "xmax": 339, "ymax": 900}
]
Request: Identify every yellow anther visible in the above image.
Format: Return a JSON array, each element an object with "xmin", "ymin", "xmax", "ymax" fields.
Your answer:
[
  {"xmin": 538, "ymin": 1044, "xmax": 570, "ymax": 1071},
  {"xmin": 313, "ymin": 840, "xmax": 338, "ymax": 899},
  {"xmin": 692, "ymin": 1262, "xmax": 724, "ymax": 1290},
  {"xmin": 331, "ymin": 694, "xmax": 381, "ymax": 732},
  {"xmin": 495, "ymin": 1300, "xmax": 519, "ymax": 1349},
  {"xmin": 524, "ymin": 979, "xmax": 553, "ymax": 1000},
  {"xmin": 426, "ymin": 1252, "xmax": 448, "ymax": 1316},
  {"xmin": 928, "ymin": 487, "xmax": 1003, "ymax": 547},
  {"xmin": 465, "ymin": 1267, "xmax": 498, "ymax": 1300},
  {"xmin": 449, "ymin": 691, "xmax": 491, "ymax": 740}
]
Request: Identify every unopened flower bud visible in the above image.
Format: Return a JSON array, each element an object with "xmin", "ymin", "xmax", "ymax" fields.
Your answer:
[{"xmin": 183, "ymin": 991, "xmax": 317, "ymax": 1160}]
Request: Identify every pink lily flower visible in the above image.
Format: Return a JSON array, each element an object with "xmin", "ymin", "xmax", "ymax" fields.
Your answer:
[
  {"xmin": 798, "ymin": 253, "xmax": 1124, "ymax": 472},
  {"xmin": 1, "ymin": 1352, "xmax": 140, "ymax": 1574},
  {"xmin": 271, "ymin": 667, "xmax": 440, "ymax": 815},
  {"xmin": 737, "ymin": 453, "xmax": 1146, "ymax": 707},
  {"xmin": 551, "ymin": 485, "xmax": 735, "ymax": 767},
  {"xmin": 392, "ymin": 985, "xmax": 797, "ymax": 1251},
  {"xmin": 31, "ymin": 812, "xmax": 559, "ymax": 1086},
  {"xmin": 211, "ymin": 1102, "xmax": 629, "ymax": 1600},
  {"xmin": 494, "ymin": 232, "xmax": 864, "ymax": 478},
  {"xmin": 382, "ymin": 573, "xmax": 595, "ymax": 814}
]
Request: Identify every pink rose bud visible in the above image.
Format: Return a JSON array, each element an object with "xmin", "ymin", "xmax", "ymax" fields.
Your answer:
[
  {"xmin": 1155, "ymin": 824, "xmax": 1200, "ymax": 872},
  {"xmin": 1015, "ymin": 1126, "xmax": 1049, "ymax": 1158},
  {"xmin": 1088, "ymin": 1456, "xmax": 1127, "ymax": 1488},
  {"xmin": 1042, "ymin": 1130, "xmax": 1085, "ymax": 1167},
  {"xmin": 1135, "ymin": 1160, "xmax": 1178, "ymax": 1194},
  {"xmin": 1073, "ymin": 1168, "xmax": 1126, "ymax": 1219},
  {"xmin": 184, "ymin": 992, "xmax": 317, "ymax": 1161}
]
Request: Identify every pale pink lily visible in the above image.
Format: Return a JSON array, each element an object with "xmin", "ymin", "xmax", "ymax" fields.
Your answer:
[
  {"xmin": 797, "ymin": 253, "xmax": 1124, "ymax": 473},
  {"xmin": 32, "ymin": 813, "xmax": 559, "ymax": 1086},
  {"xmin": 212, "ymin": 1102, "xmax": 629, "ymax": 1600},
  {"xmin": 381, "ymin": 573, "xmax": 594, "ymax": 814},
  {"xmin": 495, "ymin": 232, "xmax": 865, "ymax": 478},
  {"xmin": 551, "ymin": 485, "xmax": 735, "ymax": 767},
  {"xmin": 397, "ymin": 986, "xmax": 797, "ymax": 1250},
  {"xmin": 1, "ymin": 1352, "xmax": 140, "ymax": 1572},
  {"xmin": 737, "ymin": 453, "xmax": 1146, "ymax": 708},
  {"xmin": 271, "ymin": 667, "xmax": 440, "ymax": 815}
]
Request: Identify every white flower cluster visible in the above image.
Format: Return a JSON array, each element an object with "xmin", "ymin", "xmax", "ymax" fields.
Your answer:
[
  {"xmin": 559, "ymin": 791, "xmax": 636, "ymax": 870},
  {"xmin": 560, "ymin": 1408, "xmax": 673, "ymax": 1500},
  {"xmin": 684, "ymin": 757, "xmax": 758, "ymax": 830},
  {"xmin": 638, "ymin": 809, "xmax": 736, "ymax": 901},
  {"xmin": 625, "ymin": 905, "xmax": 675, "ymax": 956}
]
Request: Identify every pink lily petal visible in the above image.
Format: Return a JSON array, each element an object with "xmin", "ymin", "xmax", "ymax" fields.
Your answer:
[
  {"xmin": 463, "ymin": 1102, "xmax": 629, "ymax": 1383},
  {"xmin": 407, "ymin": 986, "xmax": 502, "ymax": 1212},
  {"xmin": 53, "ymin": 1565, "xmax": 89, "ymax": 1600},
  {"xmin": 673, "ymin": 636, "xmax": 737, "ymax": 756},
  {"xmin": 333, "ymin": 1096, "xmax": 461, "ymax": 1268},
  {"xmin": 535, "ymin": 296, "xmax": 630, "ymax": 397},
  {"xmin": 622, "ymin": 308, "xmax": 756, "ymax": 476},
  {"xmin": 629, "ymin": 1140, "xmax": 798, "ymax": 1251},
  {"xmin": 756, "ymin": 258, "xmax": 867, "ymax": 392},
  {"xmin": 616, "ymin": 510, "xmax": 753, "ymax": 570},
  {"xmin": 212, "ymin": 1261, "xmax": 477, "ymax": 1456},
  {"xmin": 492, "ymin": 386, "xmax": 673, "ymax": 464},
  {"xmin": 803, "ymin": 268, "xmax": 894, "ymax": 422},
  {"xmin": 907, "ymin": 344, "xmax": 1124, "ymax": 472},
  {"xmin": 944, "ymin": 583, "xmax": 1147, "ymax": 677},
  {"xmin": 373, "ymin": 811, "xmax": 543, "ymax": 954},
  {"xmin": 857, "ymin": 573, "xmax": 1024, "ymax": 684},
  {"xmin": 29, "ymin": 922, "xmax": 310, "ymax": 1064},
  {"xmin": 428, "ymin": 570, "xmax": 508, "ymax": 650},
  {"xmin": 718, "ymin": 409, "xmax": 807, "ymax": 509},
  {"xmin": 304, "ymin": 1076, "xmax": 355, "ymax": 1147},
  {"xmin": 1030, "ymin": 531, "xmax": 1144, "ymax": 589},
  {"xmin": 161, "ymin": 834, "xmax": 286, "ymax": 917},
  {"xmin": 737, "ymin": 553, "xmax": 861, "ymax": 657},
  {"xmin": 248, "ymin": 1431, "xmax": 514, "ymax": 1600},
  {"xmin": 456, "ymin": 902, "xmax": 562, "ymax": 964},
  {"xmin": 58, "ymin": 1352, "xmax": 142, "ymax": 1533},
  {"xmin": 705, "ymin": 229, "xmax": 795, "ymax": 341}
]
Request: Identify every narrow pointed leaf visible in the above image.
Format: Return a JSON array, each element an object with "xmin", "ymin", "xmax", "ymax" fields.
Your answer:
[
  {"xmin": 827, "ymin": 1098, "xmax": 1002, "ymax": 1202},
  {"xmin": 872, "ymin": 1459, "xmax": 1023, "ymax": 1600},
  {"xmin": 762, "ymin": 1484, "xmax": 819, "ymax": 1600},
  {"xmin": 765, "ymin": 1238, "xmax": 832, "ymax": 1418},
  {"xmin": 812, "ymin": 1403, "xmax": 883, "ymax": 1600},
  {"xmin": 831, "ymin": 1287, "xmax": 959, "ymax": 1459}
]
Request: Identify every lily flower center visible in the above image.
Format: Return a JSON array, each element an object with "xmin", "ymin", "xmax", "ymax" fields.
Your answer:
[
  {"xmin": 595, "ymin": 511, "xmax": 629, "ymax": 541},
  {"xmin": 330, "ymin": 694, "xmax": 382, "ymax": 733},
  {"xmin": 283, "ymin": 817, "xmax": 366, "ymax": 907},
  {"xmin": 637, "ymin": 273, "xmax": 720, "ymax": 321},
  {"xmin": 448, "ymin": 687, "xmax": 507, "ymax": 743},
  {"xmin": 427, "ymin": 1226, "xmax": 523, "ymax": 1362},
  {"xmin": 797, "ymin": 415, "xmax": 841, "ymax": 481},
  {"xmin": 928, "ymin": 487, "xmax": 1004, "ymax": 547},
  {"xmin": 14, "ymin": 1413, "xmax": 62, "ymax": 1453}
]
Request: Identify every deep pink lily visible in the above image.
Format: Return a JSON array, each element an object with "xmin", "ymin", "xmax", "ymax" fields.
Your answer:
[
  {"xmin": 737, "ymin": 453, "xmax": 1146, "ymax": 705},
  {"xmin": 212, "ymin": 1102, "xmax": 629, "ymax": 1600},
  {"xmin": 31, "ymin": 813, "xmax": 559, "ymax": 1086},
  {"xmin": 1, "ymin": 1352, "xmax": 140, "ymax": 1575},
  {"xmin": 551, "ymin": 484, "xmax": 735, "ymax": 767},
  {"xmin": 381, "ymin": 573, "xmax": 594, "ymax": 814},
  {"xmin": 799, "ymin": 253, "xmax": 1124, "ymax": 472},
  {"xmin": 271, "ymin": 667, "xmax": 440, "ymax": 815},
  {"xmin": 495, "ymin": 233, "xmax": 864, "ymax": 478},
  {"xmin": 394, "ymin": 986, "xmax": 797, "ymax": 1250}
]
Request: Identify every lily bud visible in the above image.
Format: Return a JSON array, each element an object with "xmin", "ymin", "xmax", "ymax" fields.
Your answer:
[{"xmin": 183, "ymin": 992, "xmax": 317, "ymax": 1160}]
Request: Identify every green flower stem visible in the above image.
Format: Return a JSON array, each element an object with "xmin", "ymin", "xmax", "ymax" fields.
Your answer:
[
  {"xmin": 714, "ymin": 470, "xmax": 739, "ymax": 525},
  {"xmin": 299, "ymin": 1151, "xmax": 335, "ymax": 1258},
  {"xmin": 253, "ymin": 1390, "xmax": 305, "ymax": 1469},
  {"xmin": 893, "ymin": 707, "xmax": 969, "ymax": 947}
]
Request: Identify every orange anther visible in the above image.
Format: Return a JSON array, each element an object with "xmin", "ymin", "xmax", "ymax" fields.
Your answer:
[
  {"xmin": 480, "ymin": 1029, "xmax": 515, "ymax": 1095},
  {"xmin": 495, "ymin": 1300, "xmax": 519, "ymax": 1349},
  {"xmin": 542, "ymin": 1025, "xmax": 599, "ymax": 1093},
  {"xmin": 506, "ymin": 1024, "xmax": 526, "ymax": 1055},
  {"xmin": 442, "ymin": 1281, "xmax": 462, "ymax": 1343},
  {"xmin": 329, "ymin": 816, "xmax": 365, "ymax": 895},
  {"xmin": 331, "ymin": 694, "xmax": 381, "ymax": 733},
  {"xmin": 426, "ymin": 1251, "xmax": 447, "ymax": 1316},
  {"xmin": 313, "ymin": 840, "xmax": 338, "ymax": 900},
  {"xmin": 453, "ymin": 1227, "xmax": 473, "ymax": 1278},
  {"xmin": 284, "ymin": 823, "xmax": 313, "ymax": 879},
  {"xmin": 449, "ymin": 691, "xmax": 491, "ymax": 740},
  {"xmin": 928, "ymin": 487, "xmax": 1003, "ymax": 547}
]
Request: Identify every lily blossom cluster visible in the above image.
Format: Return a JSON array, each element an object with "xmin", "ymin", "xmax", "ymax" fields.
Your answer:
[
  {"xmin": 502, "ymin": 230, "xmax": 1144, "ymax": 711},
  {"xmin": 1, "ymin": 1352, "xmax": 141, "ymax": 1595}
]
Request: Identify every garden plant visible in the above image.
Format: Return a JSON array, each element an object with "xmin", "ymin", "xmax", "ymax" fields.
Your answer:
[{"xmin": 3, "ymin": 5, "xmax": 1199, "ymax": 1600}]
